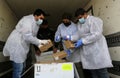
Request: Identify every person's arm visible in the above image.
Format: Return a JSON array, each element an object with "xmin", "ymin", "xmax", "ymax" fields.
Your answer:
[
  {"xmin": 49, "ymin": 29, "xmax": 55, "ymax": 41},
  {"xmin": 54, "ymin": 25, "xmax": 61, "ymax": 42},
  {"xmin": 81, "ymin": 17, "xmax": 103, "ymax": 45},
  {"xmin": 16, "ymin": 18, "xmax": 40, "ymax": 46},
  {"xmin": 48, "ymin": 29, "xmax": 58, "ymax": 53},
  {"xmin": 18, "ymin": 18, "xmax": 48, "ymax": 46}
]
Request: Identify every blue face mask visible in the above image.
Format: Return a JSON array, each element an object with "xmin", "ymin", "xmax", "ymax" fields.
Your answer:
[
  {"xmin": 36, "ymin": 19, "xmax": 43, "ymax": 25},
  {"xmin": 79, "ymin": 17, "xmax": 85, "ymax": 24}
]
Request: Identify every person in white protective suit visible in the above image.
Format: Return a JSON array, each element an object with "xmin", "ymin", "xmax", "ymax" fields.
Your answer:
[
  {"xmin": 65, "ymin": 8, "xmax": 113, "ymax": 78},
  {"xmin": 3, "ymin": 9, "xmax": 50, "ymax": 78},
  {"xmin": 54, "ymin": 13, "xmax": 81, "ymax": 63}
]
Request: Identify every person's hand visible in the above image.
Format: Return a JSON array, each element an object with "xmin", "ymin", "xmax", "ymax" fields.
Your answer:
[
  {"xmin": 63, "ymin": 35, "xmax": 71, "ymax": 40},
  {"xmin": 35, "ymin": 50, "xmax": 41, "ymax": 56},
  {"xmin": 74, "ymin": 39, "xmax": 83, "ymax": 48},
  {"xmin": 53, "ymin": 48, "xmax": 58, "ymax": 53},
  {"xmin": 38, "ymin": 44, "xmax": 43, "ymax": 48},
  {"xmin": 55, "ymin": 36, "xmax": 61, "ymax": 42}
]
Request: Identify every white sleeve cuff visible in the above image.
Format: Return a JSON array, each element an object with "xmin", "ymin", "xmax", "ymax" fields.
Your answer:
[
  {"xmin": 38, "ymin": 44, "xmax": 43, "ymax": 48},
  {"xmin": 38, "ymin": 40, "xmax": 42, "ymax": 45}
]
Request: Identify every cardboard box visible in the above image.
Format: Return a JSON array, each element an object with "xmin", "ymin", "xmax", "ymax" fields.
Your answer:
[
  {"xmin": 34, "ymin": 62, "xmax": 74, "ymax": 78},
  {"xmin": 52, "ymin": 51, "xmax": 67, "ymax": 60},
  {"xmin": 36, "ymin": 51, "xmax": 67, "ymax": 63},
  {"xmin": 64, "ymin": 40, "xmax": 74, "ymax": 49},
  {"xmin": 35, "ymin": 51, "xmax": 55, "ymax": 62},
  {"xmin": 39, "ymin": 40, "xmax": 53, "ymax": 52}
]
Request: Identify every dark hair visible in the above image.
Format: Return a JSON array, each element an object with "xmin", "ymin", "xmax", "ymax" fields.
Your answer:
[
  {"xmin": 42, "ymin": 19, "xmax": 48, "ymax": 25},
  {"xmin": 62, "ymin": 13, "xmax": 72, "ymax": 20},
  {"xmin": 75, "ymin": 8, "xmax": 86, "ymax": 17},
  {"xmin": 33, "ymin": 9, "xmax": 46, "ymax": 16}
]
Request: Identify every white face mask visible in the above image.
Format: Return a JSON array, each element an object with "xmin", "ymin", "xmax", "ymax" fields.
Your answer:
[
  {"xmin": 79, "ymin": 17, "xmax": 85, "ymax": 24},
  {"xmin": 36, "ymin": 19, "xmax": 43, "ymax": 25}
]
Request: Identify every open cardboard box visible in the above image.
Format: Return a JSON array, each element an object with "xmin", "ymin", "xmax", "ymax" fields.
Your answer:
[{"xmin": 34, "ymin": 51, "xmax": 74, "ymax": 78}]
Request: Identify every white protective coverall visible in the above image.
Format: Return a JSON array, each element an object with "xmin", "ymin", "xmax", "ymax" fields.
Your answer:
[
  {"xmin": 55, "ymin": 22, "xmax": 81, "ymax": 62},
  {"xmin": 71, "ymin": 15, "xmax": 113, "ymax": 69},
  {"xmin": 3, "ymin": 14, "xmax": 42, "ymax": 63}
]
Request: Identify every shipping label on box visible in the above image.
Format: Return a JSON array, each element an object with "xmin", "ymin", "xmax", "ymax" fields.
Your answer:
[
  {"xmin": 64, "ymin": 40, "xmax": 75, "ymax": 49},
  {"xmin": 34, "ymin": 62, "xmax": 74, "ymax": 78},
  {"xmin": 39, "ymin": 40, "xmax": 53, "ymax": 52}
]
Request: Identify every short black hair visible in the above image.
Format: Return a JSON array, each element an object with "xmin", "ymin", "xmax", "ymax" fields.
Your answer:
[
  {"xmin": 75, "ymin": 8, "xmax": 86, "ymax": 17},
  {"xmin": 62, "ymin": 13, "xmax": 72, "ymax": 20},
  {"xmin": 33, "ymin": 9, "xmax": 46, "ymax": 16},
  {"xmin": 42, "ymin": 19, "xmax": 48, "ymax": 25}
]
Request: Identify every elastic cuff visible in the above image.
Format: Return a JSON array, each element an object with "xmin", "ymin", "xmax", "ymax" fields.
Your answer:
[{"xmin": 81, "ymin": 38, "xmax": 85, "ymax": 45}]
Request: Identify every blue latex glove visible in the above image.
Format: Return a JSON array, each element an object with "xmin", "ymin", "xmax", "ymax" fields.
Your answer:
[
  {"xmin": 63, "ymin": 35, "xmax": 71, "ymax": 40},
  {"xmin": 74, "ymin": 39, "xmax": 83, "ymax": 48},
  {"xmin": 65, "ymin": 49, "xmax": 71, "ymax": 56},
  {"xmin": 55, "ymin": 36, "xmax": 61, "ymax": 42}
]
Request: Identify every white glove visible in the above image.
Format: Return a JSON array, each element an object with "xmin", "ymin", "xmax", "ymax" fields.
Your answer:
[
  {"xmin": 38, "ymin": 44, "xmax": 43, "ymax": 48},
  {"xmin": 39, "ymin": 40, "xmax": 50, "ymax": 45}
]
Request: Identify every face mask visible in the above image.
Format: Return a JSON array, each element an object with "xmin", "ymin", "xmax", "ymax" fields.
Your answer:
[
  {"xmin": 63, "ymin": 22, "xmax": 71, "ymax": 26},
  {"xmin": 79, "ymin": 17, "xmax": 85, "ymax": 24},
  {"xmin": 36, "ymin": 19, "xmax": 43, "ymax": 25}
]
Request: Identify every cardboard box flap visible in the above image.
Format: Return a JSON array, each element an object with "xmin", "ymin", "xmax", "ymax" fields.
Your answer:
[{"xmin": 64, "ymin": 40, "xmax": 74, "ymax": 49}]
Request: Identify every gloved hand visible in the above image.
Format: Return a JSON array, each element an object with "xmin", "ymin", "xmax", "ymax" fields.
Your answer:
[
  {"xmin": 74, "ymin": 39, "xmax": 83, "ymax": 48},
  {"xmin": 38, "ymin": 44, "xmax": 43, "ymax": 48},
  {"xmin": 63, "ymin": 35, "xmax": 71, "ymax": 40},
  {"xmin": 55, "ymin": 36, "xmax": 61, "ymax": 42},
  {"xmin": 65, "ymin": 49, "xmax": 71, "ymax": 56},
  {"xmin": 39, "ymin": 40, "xmax": 50, "ymax": 45}
]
